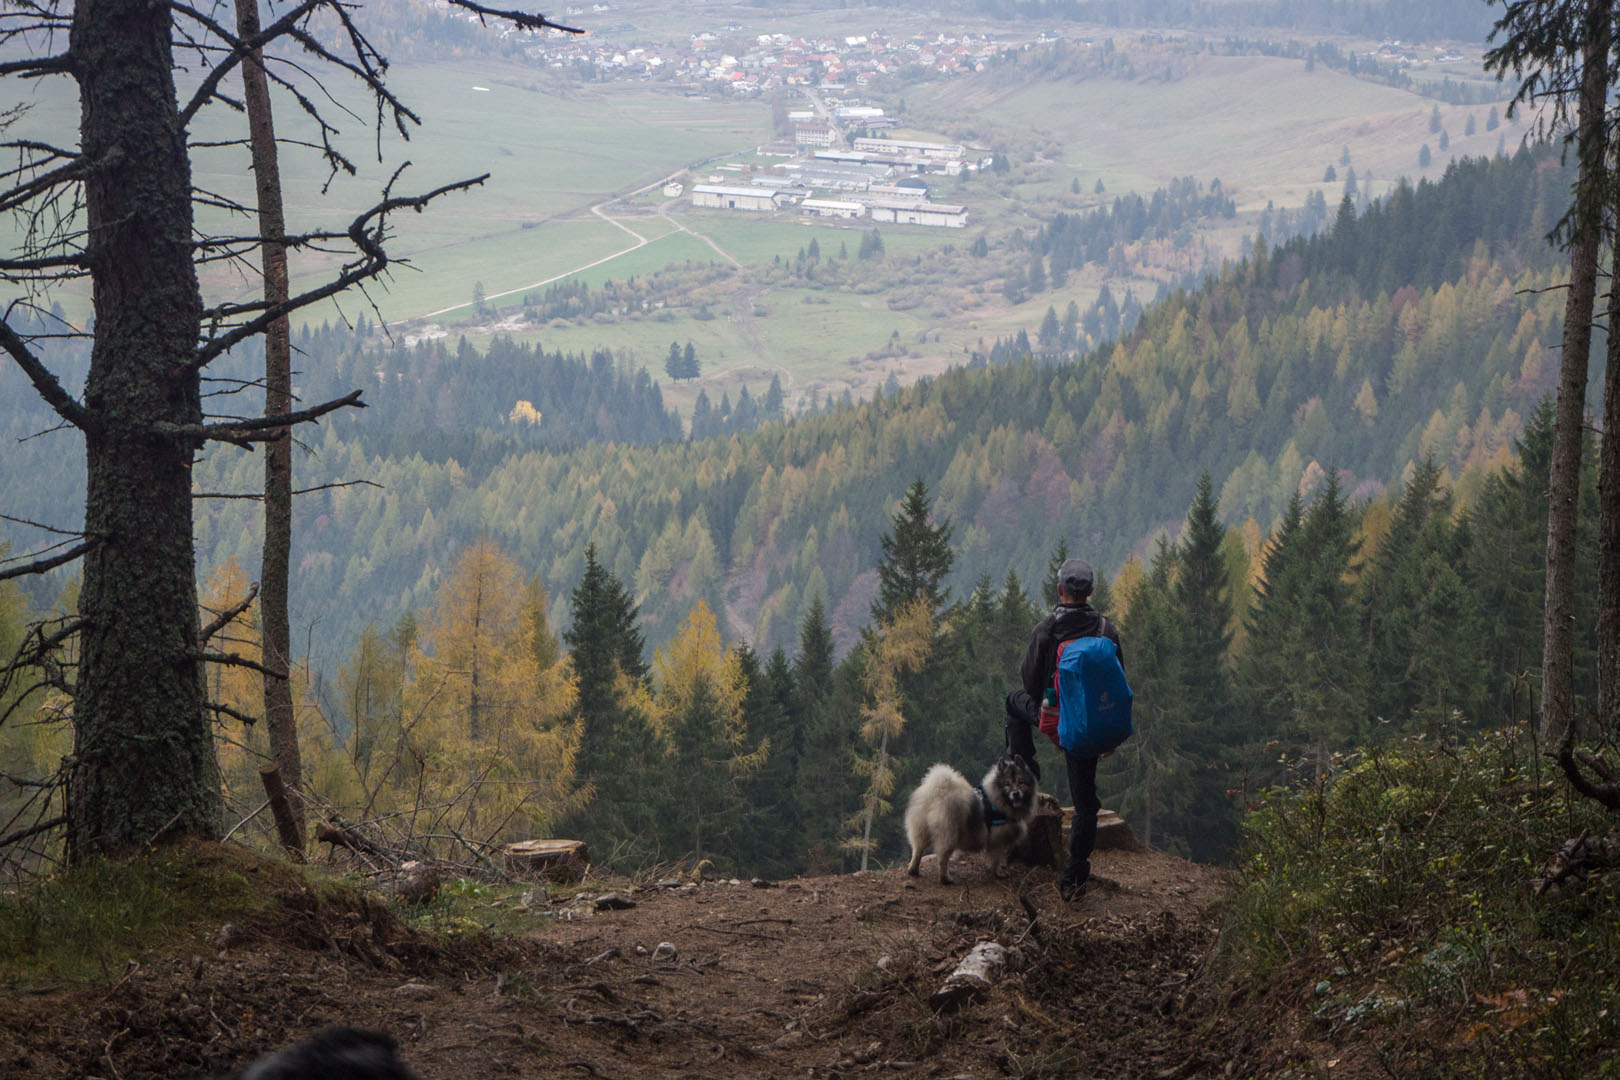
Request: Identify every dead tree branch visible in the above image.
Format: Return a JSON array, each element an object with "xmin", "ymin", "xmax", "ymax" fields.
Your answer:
[
  {"xmin": 154, "ymin": 389, "xmax": 366, "ymax": 446},
  {"xmin": 199, "ymin": 582, "xmax": 259, "ymax": 647},
  {"xmin": 0, "ymin": 539, "xmax": 95, "ymax": 582}
]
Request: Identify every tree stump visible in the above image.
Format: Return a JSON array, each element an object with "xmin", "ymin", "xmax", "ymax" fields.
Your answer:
[
  {"xmin": 503, "ymin": 839, "xmax": 589, "ymax": 883},
  {"xmin": 1011, "ymin": 792, "xmax": 1064, "ymax": 868},
  {"xmin": 1059, "ymin": 807, "xmax": 1144, "ymax": 852}
]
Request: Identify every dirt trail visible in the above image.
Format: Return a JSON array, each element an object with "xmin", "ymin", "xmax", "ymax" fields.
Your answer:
[{"xmin": 0, "ymin": 844, "xmax": 1316, "ymax": 1080}]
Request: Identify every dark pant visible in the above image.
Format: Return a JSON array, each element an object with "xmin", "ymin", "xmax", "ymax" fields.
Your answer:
[
  {"xmin": 1064, "ymin": 751, "xmax": 1101, "ymax": 888},
  {"xmin": 1007, "ymin": 690, "xmax": 1100, "ymax": 884},
  {"xmin": 1004, "ymin": 690, "xmax": 1041, "ymax": 781}
]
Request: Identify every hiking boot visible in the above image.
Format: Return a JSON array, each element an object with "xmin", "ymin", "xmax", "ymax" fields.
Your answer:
[{"xmin": 1059, "ymin": 879, "xmax": 1087, "ymax": 903}]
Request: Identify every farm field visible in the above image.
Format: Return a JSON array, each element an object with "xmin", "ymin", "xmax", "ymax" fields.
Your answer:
[{"xmin": 910, "ymin": 51, "xmax": 1522, "ymax": 213}]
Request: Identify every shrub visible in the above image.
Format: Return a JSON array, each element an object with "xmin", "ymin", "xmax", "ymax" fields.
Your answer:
[{"xmin": 1221, "ymin": 728, "xmax": 1620, "ymax": 1076}]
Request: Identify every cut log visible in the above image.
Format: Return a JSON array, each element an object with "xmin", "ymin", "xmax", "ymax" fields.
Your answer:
[
  {"xmin": 503, "ymin": 838, "xmax": 589, "ymax": 882},
  {"xmin": 391, "ymin": 860, "xmax": 442, "ymax": 904},
  {"xmin": 1011, "ymin": 792, "xmax": 1064, "ymax": 868},
  {"xmin": 929, "ymin": 941, "xmax": 1022, "ymax": 1012}
]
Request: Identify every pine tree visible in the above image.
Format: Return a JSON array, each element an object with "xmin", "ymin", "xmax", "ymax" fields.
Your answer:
[
  {"xmin": 1109, "ymin": 539, "xmax": 1193, "ymax": 855},
  {"xmin": 763, "ymin": 374, "xmax": 786, "ymax": 422},
  {"xmin": 1060, "ymin": 300, "xmax": 1080, "ymax": 349},
  {"xmin": 664, "ymin": 340, "xmax": 683, "ymax": 382},
  {"xmin": 1043, "ymin": 538, "xmax": 1071, "ymax": 609},
  {"xmin": 682, "ymin": 341, "xmax": 699, "ymax": 380},
  {"xmin": 1172, "ymin": 475, "xmax": 1240, "ymax": 861},
  {"xmin": 790, "ymin": 595, "xmax": 856, "ymax": 872},
  {"xmin": 690, "ymin": 390, "xmax": 714, "ymax": 440},
  {"xmin": 1358, "ymin": 461, "xmax": 1484, "ymax": 732},
  {"xmin": 561, "ymin": 543, "xmax": 657, "ymax": 864},
  {"xmin": 872, "ymin": 478, "xmax": 955, "ymax": 622},
  {"xmin": 1027, "ymin": 251, "xmax": 1047, "ymax": 293},
  {"xmin": 1038, "ymin": 305, "xmax": 1061, "ymax": 348},
  {"xmin": 733, "ymin": 645, "xmax": 800, "ymax": 877},
  {"xmin": 1175, "ymin": 473, "xmax": 1234, "ymax": 720},
  {"xmin": 647, "ymin": 601, "xmax": 766, "ymax": 866}
]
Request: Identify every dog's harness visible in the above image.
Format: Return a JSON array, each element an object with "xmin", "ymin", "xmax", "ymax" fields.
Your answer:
[{"xmin": 972, "ymin": 784, "xmax": 1010, "ymax": 830}]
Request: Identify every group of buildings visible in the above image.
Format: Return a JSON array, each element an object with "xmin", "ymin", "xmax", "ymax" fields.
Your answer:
[
  {"xmin": 689, "ymin": 132, "xmax": 976, "ymax": 229},
  {"xmin": 526, "ymin": 18, "xmax": 1025, "ymax": 94}
]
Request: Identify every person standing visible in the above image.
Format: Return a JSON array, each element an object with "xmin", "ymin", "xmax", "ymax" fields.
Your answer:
[{"xmin": 1005, "ymin": 558, "xmax": 1121, "ymax": 901}]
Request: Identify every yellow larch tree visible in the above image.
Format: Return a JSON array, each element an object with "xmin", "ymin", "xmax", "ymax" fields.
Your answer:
[
  {"xmin": 845, "ymin": 596, "xmax": 935, "ymax": 870},
  {"xmin": 396, "ymin": 540, "xmax": 583, "ymax": 850},
  {"xmin": 199, "ymin": 557, "xmax": 270, "ymax": 809}
]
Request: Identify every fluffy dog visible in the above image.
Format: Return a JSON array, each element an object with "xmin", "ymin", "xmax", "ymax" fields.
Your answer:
[{"xmin": 904, "ymin": 755, "xmax": 1038, "ymax": 884}]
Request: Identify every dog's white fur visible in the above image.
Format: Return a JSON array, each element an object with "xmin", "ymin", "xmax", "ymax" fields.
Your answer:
[{"xmin": 904, "ymin": 757, "xmax": 1038, "ymax": 884}]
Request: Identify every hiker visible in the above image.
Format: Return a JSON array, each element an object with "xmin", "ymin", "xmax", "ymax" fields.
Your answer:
[{"xmin": 1005, "ymin": 558, "xmax": 1123, "ymax": 902}]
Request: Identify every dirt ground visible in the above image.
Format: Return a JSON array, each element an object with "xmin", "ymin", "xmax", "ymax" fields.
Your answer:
[{"xmin": 0, "ymin": 845, "xmax": 1317, "ymax": 1079}]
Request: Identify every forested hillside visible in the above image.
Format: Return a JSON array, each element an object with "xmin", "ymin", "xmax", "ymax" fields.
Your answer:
[
  {"xmin": 0, "ymin": 137, "xmax": 1602, "ymax": 883},
  {"xmin": 0, "ymin": 146, "xmax": 1580, "ymax": 663},
  {"xmin": 212, "ymin": 147, "xmax": 1583, "ymax": 657}
]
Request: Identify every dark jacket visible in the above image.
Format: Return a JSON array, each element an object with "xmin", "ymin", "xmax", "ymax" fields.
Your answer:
[{"xmin": 1020, "ymin": 602, "xmax": 1123, "ymax": 700}]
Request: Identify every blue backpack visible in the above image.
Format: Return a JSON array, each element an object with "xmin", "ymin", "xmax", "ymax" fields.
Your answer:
[{"xmin": 1053, "ymin": 618, "xmax": 1134, "ymax": 757}]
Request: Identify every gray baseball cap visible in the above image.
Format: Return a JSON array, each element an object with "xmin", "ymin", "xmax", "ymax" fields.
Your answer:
[{"xmin": 1059, "ymin": 558, "xmax": 1094, "ymax": 595}]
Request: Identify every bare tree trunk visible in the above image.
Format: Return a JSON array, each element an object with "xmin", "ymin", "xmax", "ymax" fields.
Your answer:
[
  {"xmin": 235, "ymin": 0, "xmax": 303, "ymax": 840},
  {"xmin": 1541, "ymin": 4, "xmax": 1610, "ymax": 749},
  {"xmin": 1600, "ymin": 222, "xmax": 1620, "ymax": 728},
  {"xmin": 66, "ymin": 0, "xmax": 220, "ymax": 856}
]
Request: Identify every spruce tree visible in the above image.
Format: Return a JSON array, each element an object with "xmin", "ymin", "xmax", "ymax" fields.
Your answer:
[
  {"xmin": 1038, "ymin": 305, "xmax": 1060, "ymax": 348},
  {"xmin": 1175, "ymin": 472, "xmax": 1234, "ymax": 721},
  {"xmin": 1358, "ymin": 461, "xmax": 1485, "ymax": 731},
  {"xmin": 1109, "ymin": 538, "xmax": 1195, "ymax": 855},
  {"xmin": 561, "ymin": 544, "xmax": 656, "ymax": 863},
  {"xmin": 789, "ymin": 595, "xmax": 852, "ymax": 871},
  {"xmin": 1172, "ymin": 474, "xmax": 1240, "ymax": 861},
  {"xmin": 1043, "ymin": 538, "xmax": 1071, "ymax": 608},
  {"xmin": 734, "ymin": 645, "xmax": 801, "ymax": 877},
  {"xmin": 872, "ymin": 478, "xmax": 955, "ymax": 622}
]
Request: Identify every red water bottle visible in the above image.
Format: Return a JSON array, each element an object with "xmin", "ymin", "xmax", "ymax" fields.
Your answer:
[{"xmin": 1038, "ymin": 687, "xmax": 1061, "ymax": 746}]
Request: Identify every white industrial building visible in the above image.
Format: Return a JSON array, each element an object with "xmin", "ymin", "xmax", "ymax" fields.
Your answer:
[
  {"xmin": 867, "ymin": 200, "xmax": 968, "ymax": 227},
  {"xmin": 852, "ymin": 137, "xmax": 965, "ymax": 159},
  {"xmin": 800, "ymin": 198, "xmax": 866, "ymax": 219},
  {"xmin": 691, "ymin": 185, "xmax": 781, "ymax": 211}
]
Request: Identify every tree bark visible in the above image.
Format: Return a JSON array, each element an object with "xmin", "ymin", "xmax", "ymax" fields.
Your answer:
[
  {"xmin": 235, "ymin": 0, "xmax": 304, "ymax": 843},
  {"xmin": 1541, "ymin": 3, "xmax": 1609, "ymax": 749},
  {"xmin": 66, "ymin": 0, "xmax": 221, "ymax": 857},
  {"xmin": 1600, "ymin": 220, "xmax": 1620, "ymax": 728}
]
